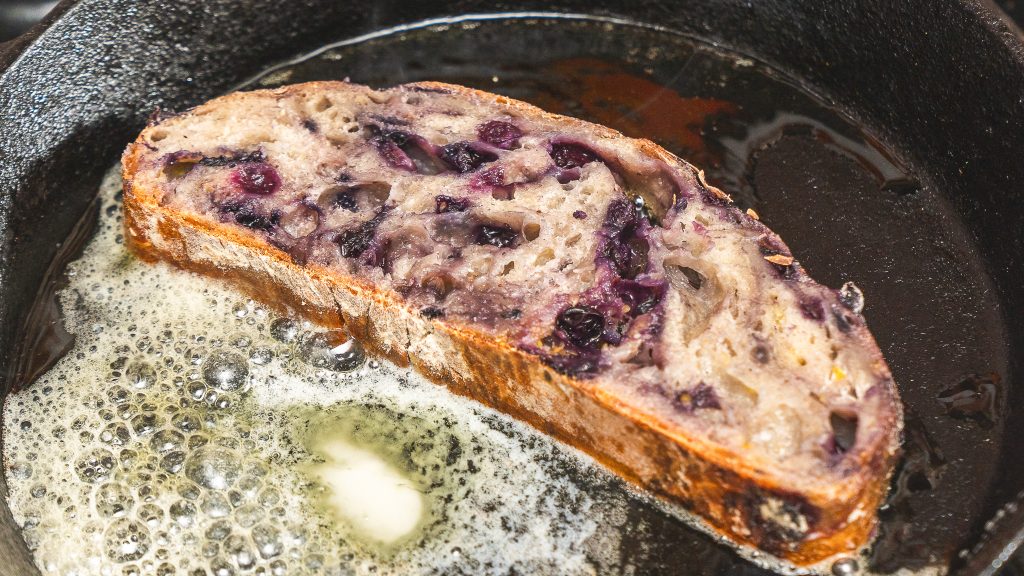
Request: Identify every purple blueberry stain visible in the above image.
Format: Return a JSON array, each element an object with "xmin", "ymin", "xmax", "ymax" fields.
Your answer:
[
  {"xmin": 615, "ymin": 278, "xmax": 666, "ymax": 317},
  {"xmin": 550, "ymin": 143, "xmax": 599, "ymax": 169},
  {"xmin": 675, "ymin": 382, "xmax": 722, "ymax": 412},
  {"xmin": 474, "ymin": 223, "xmax": 518, "ymax": 248},
  {"xmin": 799, "ymin": 297, "xmax": 825, "ymax": 322},
  {"xmin": 475, "ymin": 166, "xmax": 506, "ymax": 187},
  {"xmin": 230, "ymin": 163, "xmax": 281, "ymax": 196},
  {"xmin": 439, "ymin": 141, "xmax": 497, "ymax": 173},
  {"xmin": 435, "ymin": 195, "xmax": 469, "ymax": 214},
  {"xmin": 477, "ymin": 120, "xmax": 523, "ymax": 149},
  {"xmin": 597, "ymin": 200, "xmax": 651, "ymax": 280},
  {"xmin": 573, "ymin": 210, "xmax": 587, "ymax": 220}
]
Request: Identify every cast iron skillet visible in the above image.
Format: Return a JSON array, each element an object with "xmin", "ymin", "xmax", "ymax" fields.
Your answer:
[{"xmin": 1, "ymin": 1, "xmax": 1023, "ymax": 575}]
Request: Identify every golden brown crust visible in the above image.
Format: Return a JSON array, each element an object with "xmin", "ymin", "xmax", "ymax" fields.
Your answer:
[{"xmin": 121, "ymin": 81, "xmax": 901, "ymax": 570}]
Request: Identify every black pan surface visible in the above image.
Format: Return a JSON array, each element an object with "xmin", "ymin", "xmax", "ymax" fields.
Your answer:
[{"xmin": 1, "ymin": 2, "xmax": 1023, "ymax": 575}]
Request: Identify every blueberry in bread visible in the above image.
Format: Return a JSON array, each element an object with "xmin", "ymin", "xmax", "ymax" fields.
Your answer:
[{"xmin": 122, "ymin": 81, "xmax": 903, "ymax": 569}]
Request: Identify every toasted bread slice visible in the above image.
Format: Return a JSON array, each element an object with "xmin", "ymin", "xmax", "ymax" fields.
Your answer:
[{"xmin": 121, "ymin": 81, "xmax": 902, "ymax": 569}]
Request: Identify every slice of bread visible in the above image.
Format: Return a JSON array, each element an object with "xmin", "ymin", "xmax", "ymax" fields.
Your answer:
[{"xmin": 121, "ymin": 81, "xmax": 902, "ymax": 569}]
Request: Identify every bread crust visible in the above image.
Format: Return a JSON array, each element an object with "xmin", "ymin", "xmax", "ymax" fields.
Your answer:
[{"xmin": 121, "ymin": 80, "xmax": 902, "ymax": 570}]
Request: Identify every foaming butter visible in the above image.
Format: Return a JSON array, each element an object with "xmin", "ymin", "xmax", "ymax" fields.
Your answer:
[{"xmin": 1, "ymin": 165, "xmax": 634, "ymax": 576}]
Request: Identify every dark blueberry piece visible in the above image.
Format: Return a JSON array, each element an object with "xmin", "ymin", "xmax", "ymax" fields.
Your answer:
[
  {"xmin": 676, "ymin": 382, "xmax": 722, "ymax": 411},
  {"xmin": 302, "ymin": 119, "xmax": 318, "ymax": 133},
  {"xmin": 336, "ymin": 225, "xmax": 375, "ymax": 258},
  {"xmin": 551, "ymin": 143, "xmax": 598, "ymax": 169},
  {"xmin": 604, "ymin": 235, "xmax": 650, "ymax": 280},
  {"xmin": 335, "ymin": 208, "xmax": 390, "ymax": 259},
  {"xmin": 616, "ymin": 279, "xmax": 666, "ymax": 316},
  {"xmin": 375, "ymin": 139, "xmax": 415, "ymax": 171},
  {"xmin": 474, "ymin": 224, "xmax": 518, "ymax": 248},
  {"xmin": 477, "ymin": 120, "xmax": 523, "ymax": 149},
  {"xmin": 572, "ymin": 210, "xmax": 587, "ymax": 220},
  {"xmin": 230, "ymin": 163, "xmax": 281, "ymax": 196},
  {"xmin": 476, "ymin": 166, "xmax": 505, "ymax": 187},
  {"xmin": 542, "ymin": 352, "xmax": 600, "ymax": 378},
  {"xmin": 421, "ymin": 307, "xmax": 445, "ymax": 319},
  {"xmin": 502, "ymin": 308, "xmax": 522, "ymax": 320},
  {"xmin": 371, "ymin": 114, "xmax": 411, "ymax": 126},
  {"xmin": 556, "ymin": 306, "xmax": 605, "ymax": 349},
  {"xmin": 234, "ymin": 208, "xmax": 280, "ymax": 231},
  {"xmin": 199, "ymin": 150, "xmax": 265, "ymax": 167},
  {"xmin": 334, "ymin": 190, "xmax": 358, "ymax": 212},
  {"xmin": 435, "ymin": 195, "xmax": 470, "ymax": 214},
  {"xmin": 439, "ymin": 141, "xmax": 497, "ymax": 173},
  {"xmin": 675, "ymin": 195, "xmax": 688, "ymax": 211}
]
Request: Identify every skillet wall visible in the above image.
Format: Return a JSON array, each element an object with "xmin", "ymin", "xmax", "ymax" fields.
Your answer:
[{"xmin": 0, "ymin": 1, "xmax": 1021, "ymax": 574}]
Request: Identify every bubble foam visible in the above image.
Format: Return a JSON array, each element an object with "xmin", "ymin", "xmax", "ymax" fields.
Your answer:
[{"xmin": 1, "ymin": 165, "xmax": 642, "ymax": 575}]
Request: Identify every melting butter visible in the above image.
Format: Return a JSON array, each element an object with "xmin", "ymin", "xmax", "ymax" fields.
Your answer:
[{"xmin": 311, "ymin": 435, "xmax": 425, "ymax": 545}]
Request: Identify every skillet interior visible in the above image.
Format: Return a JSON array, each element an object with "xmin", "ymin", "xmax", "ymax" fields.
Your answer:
[{"xmin": 0, "ymin": 1, "xmax": 1022, "ymax": 575}]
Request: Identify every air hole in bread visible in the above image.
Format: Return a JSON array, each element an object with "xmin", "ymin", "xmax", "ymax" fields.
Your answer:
[
  {"xmin": 499, "ymin": 261, "xmax": 515, "ymax": 276},
  {"xmin": 491, "ymin": 188, "xmax": 515, "ymax": 201},
  {"xmin": 666, "ymin": 264, "xmax": 704, "ymax": 290},
  {"xmin": 534, "ymin": 248, "xmax": 555, "ymax": 267},
  {"xmin": 404, "ymin": 95, "xmax": 423, "ymax": 106},
  {"xmin": 565, "ymin": 233, "xmax": 582, "ymax": 248},
  {"xmin": 829, "ymin": 410, "xmax": 859, "ymax": 454},
  {"xmin": 313, "ymin": 96, "xmax": 333, "ymax": 112},
  {"xmin": 149, "ymin": 129, "xmax": 168, "ymax": 142},
  {"xmin": 279, "ymin": 205, "xmax": 320, "ymax": 238},
  {"xmin": 420, "ymin": 271, "xmax": 456, "ymax": 301},
  {"xmin": 523, "ymin": 223, "xmax": 541, "ymax": 242},
  {"xmin": 317, "ymin": 182, "xmax": 391, "ymax": 213}
]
